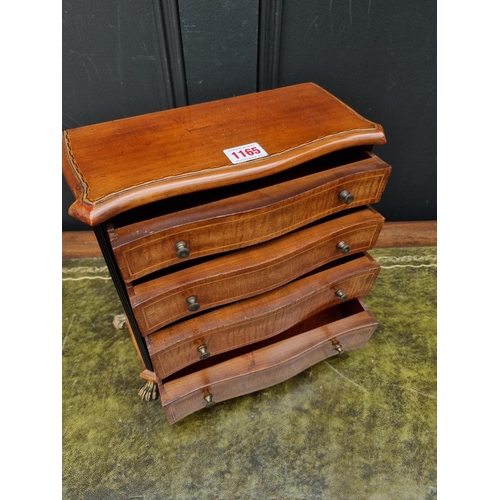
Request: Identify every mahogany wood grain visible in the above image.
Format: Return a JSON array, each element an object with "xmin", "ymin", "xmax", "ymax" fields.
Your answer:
[
  {"xmin": 109, "ymin": 151, "xmax": 390, "ymax": 282},
  {"xmin": 135, "ymin": 251, "xmax": 379, "ymax": 336},
  {"xmin": 158, "ymin": 299, "xmax": 378, "ymax": 424},
  {"xmin": 61, "ymin": 83, "xmax": 401, "ymax": 426},
  {"xmin": 62, "ymin": 83, "xmax": 385, "ymax": 226},
  {"xmin": 131, "ymin": 211, "xmax": 383, "ymax": 335},
  {"xmin": 146, "ymin": 254, "xmax": 379, "ymax": 380},
  {"xmin": 61, "ymin": 221, "xmax": 437, "ymax": 259},
  {"xmin": 148, "ymin": 258, "xmax": 379, "ymax": 378}
]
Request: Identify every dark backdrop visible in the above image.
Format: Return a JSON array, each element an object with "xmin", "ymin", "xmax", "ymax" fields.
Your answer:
[{"xmin": 62, "ymin": 0, "xmax": 436, "ymax": 231}]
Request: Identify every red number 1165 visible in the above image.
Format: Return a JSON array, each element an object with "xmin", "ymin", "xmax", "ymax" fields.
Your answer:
[{"xmin": 231, "ymin": 146, "xmax": 261, "ymax": 160}]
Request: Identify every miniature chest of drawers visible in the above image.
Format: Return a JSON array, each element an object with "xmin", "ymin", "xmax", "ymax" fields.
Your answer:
[{"xmin": 63, "ymin": 83, "xmax": 391, "ymax": 424}]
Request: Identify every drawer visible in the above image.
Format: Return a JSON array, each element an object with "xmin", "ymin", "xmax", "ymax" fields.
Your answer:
[
  {"xmin": 129, "ymin": 208, "xmax": 384, "ymax": 335},
  {"xmin": 130, "ymin": 208, "xmax": 383, "ymax": 335},
  {"xmin": 157, "ymin": 299, "xmax": 378, "ymax": 425},
  {"xmin": 109, "ymin": 150, "xmax": 391, "ymax": 282},
  {"xmin": 147, "ymin": 253, "xmax": 380, "ymax": 378}
]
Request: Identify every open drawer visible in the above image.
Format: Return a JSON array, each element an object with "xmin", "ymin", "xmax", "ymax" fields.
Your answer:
[
  {"xmin": 108, "ymin": 149, "xmax": 390, "ymax": 283},
  {"xmin": 158, "ymin": 299, "xmax": 378, "ymax": 425},
  {"xmin": 131, "ymin": 211, "xmax": 383, "ymax": 335},
  {"xmin": 147, "ymin": 253, "xmax": 380, "ymax": 377}
]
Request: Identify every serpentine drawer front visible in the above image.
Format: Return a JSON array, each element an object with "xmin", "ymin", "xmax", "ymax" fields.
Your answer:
[
  {"xmin": 62, "ymin": 82, "xmax": 391, "ymax": 424},
  {"xmin": 129, "ymin": 210, "xmax": 384, "ymax": 335},
  {"xmin": 147, "ymin": 253, "xmax": 380, "ymax": 379},
  {"xmin": 108, "ymin": 150, "xmax": 390, "ymax": 283},
  {"xmin": 158, "ymin": 299, "xmax": 378, "ymax": 425}
]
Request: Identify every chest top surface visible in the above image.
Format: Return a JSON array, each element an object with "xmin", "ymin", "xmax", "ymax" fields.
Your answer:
[{"xmin": 62, "ymin": 82, "xmax": 385, "ymax": 226}]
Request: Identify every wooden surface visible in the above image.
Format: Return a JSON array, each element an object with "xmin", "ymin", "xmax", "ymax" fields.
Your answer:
[
  {"xmin": 159, "ymin": 299, "xmax": 378, "ymax": 424},
  {"xmin": 147, "ymin": 255, "xmax": 379, "ymax": 379},
  {"xmin": 62, "ymin": 221, "xmax": 437, "ymax": 259},
  {"xmin": 110, "ymin": 153, "xmax": 390, "ymax": 282},
  {"xmin": 62, "ymin": 83, "xmax": 386, "ymax": 226},
  {"xmin": 132, "ymin": 250, "xmax": 379, "ymax": 336},
  {"xmin": 60, "ymin": 82, "xmax": 437, "ymax": 428},
  {"xmin": 130, "ymin": 208, "xmax": 383, "ymax": 317}
]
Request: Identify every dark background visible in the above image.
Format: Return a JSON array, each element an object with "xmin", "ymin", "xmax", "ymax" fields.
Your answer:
[{"xmin": 62, "ymin": 0, "xmax": 436, "ymax": 231}]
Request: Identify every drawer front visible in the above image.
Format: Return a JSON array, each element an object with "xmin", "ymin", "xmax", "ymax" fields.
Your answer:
[
  {"xmin": 131, "ymin": 208, "xmax": 383, "ymax": 336},
  {"xmin": 158, "ymin": 299, "xmax": 378, "ymax": 425},
  {"xmin": 147, "ymin": 254, "xmax": 380, "ymax": 378},
  {"xmin": 109, "ymin": 151, "xmax": 391, "ymax": 282}
]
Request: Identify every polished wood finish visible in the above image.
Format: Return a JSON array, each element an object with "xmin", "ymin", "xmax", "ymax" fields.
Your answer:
[
  {"xmin": 62, "ymin": 83, "xmax": 385, "ymax": 226},
  {"xmin": 109, "ymin": 151, "xmax": 390, "ymax": 282},
  {"xmin": 62, "ymin": 84, "xmax": 397, "ymax": 424},
  {"xmin": 130, "ymin": 215, "xmax": 382, "ymax": 335},
  {"xmin": 147, "ymin": 254, "xmax": 379, "ymax": 378},
  {"xmin": 130, "ymin": 250, "xmax": 379, "ymax": 336},
  {"xmin": 158, "ymin": 299, "xmax": 378, "ymax": 425},
  {"xmin": 62, "ymin": 221, "xmax": 437, "ymax": 259}
]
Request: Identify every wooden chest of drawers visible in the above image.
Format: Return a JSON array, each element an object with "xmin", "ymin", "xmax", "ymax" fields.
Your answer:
[{"xmin": 63, "ymin": 83, "xmax": 391, "ymax": 424}]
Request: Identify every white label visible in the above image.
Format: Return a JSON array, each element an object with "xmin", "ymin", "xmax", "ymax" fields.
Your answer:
[{"xmin": 223, "ymin": 142, "xmax": 268, "ymax": 164}]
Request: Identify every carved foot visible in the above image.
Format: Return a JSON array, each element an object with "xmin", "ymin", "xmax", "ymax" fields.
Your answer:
[
  {"xmin": 112, "ymin": 313, "xmax": 127, "ymax": 329},
  {"xmin": 138, "ymin": 380, "xmax": 158, "ymax": 401}
]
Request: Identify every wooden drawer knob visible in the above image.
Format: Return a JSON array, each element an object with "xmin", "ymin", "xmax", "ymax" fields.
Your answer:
[
  {"xmin": 187, "ymin": 296, "xmax": 200, "ymax": 312},
  {"xmin": 197, "ymin": 344, "xmax": 210, "ymax": 360},
  {"xmin": 335, "ymin": 289, "xmax": 348, "ymax": 302},
  {"xmin": 339, "ymin": 189, "xmax": 354, "ymax": 204},
  {"xmin": 336, "ymin": 240, "xmax": 351, "ymax": 254},
  {"xmin": 175, "ymin": 241, "xmax": 190, "ymax": 259},
  {"xmin": 204, "ymin": 393, "xmax": 215, "ymax": 408}
]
